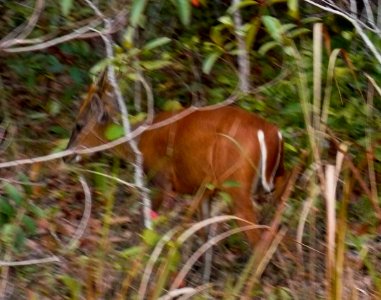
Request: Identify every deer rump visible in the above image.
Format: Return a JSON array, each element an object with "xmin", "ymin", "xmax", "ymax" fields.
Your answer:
[{"xmin": 139, "ymin": 106, "xmax": 284, "ymax": 243}]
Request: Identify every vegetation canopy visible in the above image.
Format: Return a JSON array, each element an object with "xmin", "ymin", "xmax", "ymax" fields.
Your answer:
[{"xmin": 0, "ymin": 0, "xmax": 380, "ymax": 299}]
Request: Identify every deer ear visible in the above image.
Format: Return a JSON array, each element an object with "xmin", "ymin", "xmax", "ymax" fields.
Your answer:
[
  {"xmin": 96, "ymin": 68, "xmax": 112, "ymax": 92},
  {"xmin": 90, "ymin": 93, "xmax": 109, "ymax": 123}
]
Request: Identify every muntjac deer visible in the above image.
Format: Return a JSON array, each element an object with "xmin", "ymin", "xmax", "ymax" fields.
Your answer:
[{"xmin": 65, "ymin": 73, "xmax": 285, "ymax": 246}]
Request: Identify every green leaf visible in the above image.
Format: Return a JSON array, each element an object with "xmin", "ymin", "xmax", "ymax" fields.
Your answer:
[
  {"xmin": 14, "ymin": 227, "xmax": 26, "ymax": 250},
  {"xmin": 258, "ymin": 41, "xmax": 279, "ymax": 56},
  {"xmin": 280, "ymin": 24, "xmax": 297, "ymax": 34},
  {"xmin": 130, "ymin": 0, "xmax": 148, "ymax": 27},
  {"xmin": 262, "ymin": 16, "xmax": 282, "ymax": 42},
  {"xmin": 167, "ymin": 245, "xmax": 181, "ymax": 271},
  {"xmin": 218, "ymin": 191, "xmax": 232, "ymax": 204},
  {"xmin": 0, "ymin": 197, "xmax": 14, "ymax": 217},
  {"xmin": 105, "ymin": 124, "xmax": 124, "ymax": 141},
  {"xmin": 1, "ymin": 224, "xmax": 17, "ymax": 245},
  {"xmin": 61, "ymin": 0, "xmax": 73, "ymax": 16},
  {"xmin": 4, "ymin": 183, "xmax": 23, "ymax": 205},
  {"xmin": 222, "ymin": 180, "xmax": 241, "ymax": 188},
  {"xmin": 22, "ymin": 215, "xmax": 37, "ymax": 235},
  {"xmin": 129, "ymin": 112, "xmax": 147, "ymax": 124},
  {"xmin": 287, "ymin": 0, "xmax": 299, "ymax": 19},
  {"xmin": 245, "ymin": 17, "xmax": 261, "ymax": 50},
  {"xmin": 301, "ymin": 17, "xmax": 322, "ymax": 24},
  {"xmin": 142, "ymin": 228, "xmax": 160, "ymax": 247},
  {"xmin": 175, "ymin": 0, "xmax": 191, "ymax": 26},
  {"xmin": 228, "ymin": 0, "xmax": 257, "ymax": 14},
  {"xmin": 162, "ymin": 100, "xmax": 183, "ymax": 112},
  {"xmin": 202, "ymin": 52, "xmax": 222, "ymax": 74},
  {"xmin": 140, "ymin": 60, "xmax": 172, "ymax": 70},
  {"xmin": 28, "ymin": 204, "xmax": 45, "ymax": 218},
  {"xmin": 120, "ymin": 246, "xmax": 145, "ymax": 258},
  {"xmin": 18, "ymin": 173, "xmax": 32, "ymax": 195},
  {"xmin": 210, "ymin": 24, "xmax": 225, "ymax": 46},
  {"xmin": 59, "ymin": 275, "xmax": 81, "ymax": 300},
  {"xmin": 219, "ymin": 16, "xmax": 234, "ymax": 27},
  {"xmin": 205, "ymin": 183, "xmax": 216, "ymax": 190},
  {"xmin": 288, "ymin": 28, "xmax": 310, "ymax": 39},
  {"xmin": 143, "ymin": 37, "xmax": 171, "ymax": 51}
]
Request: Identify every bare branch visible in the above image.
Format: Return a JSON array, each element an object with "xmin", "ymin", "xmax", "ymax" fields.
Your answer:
[
  {"xmin": 0, "ymin": 256, "xmax": 60, "ymax": 267},
  {"xmin": 305, "ymin": 0, "xmax": 381, "ymax": 65},
  {"xmin": 0, "ymin": 9, "xmax": 127, "ymax": 53},
  {"xmin": 66, "ymin": 175, "xmax": 92, "ymax": 250},
  {"xmin": 0, "ymin": 0, "xmax": 45, "ymax": 48}
]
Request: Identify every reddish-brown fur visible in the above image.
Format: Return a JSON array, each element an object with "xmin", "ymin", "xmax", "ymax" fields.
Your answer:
[{"xmin": 66, "ymin": 75, "xmax": 285, "ymax": 246}]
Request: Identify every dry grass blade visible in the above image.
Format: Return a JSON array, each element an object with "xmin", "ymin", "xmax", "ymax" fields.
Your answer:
[
  {"xmin": 325, "ymin": 164, "xmax": 336, "ymax": 298},
  {"xmin": 246, "ymin": 227, "xmax": 288, "ymax": 294},
  {"xmin": 169, "ymin": 224, "xmax": 263, "ymax": 292},
  {"xmin": 158, "ymin": 284, "xmax": 211, "ymax": 300},
  {"xmin": 232, "ymin": 156, "xmax": 303, "ymax": 297},
  {"xmin": 138, "ymin": 228, "xmax": 180, "ymax": 300}
]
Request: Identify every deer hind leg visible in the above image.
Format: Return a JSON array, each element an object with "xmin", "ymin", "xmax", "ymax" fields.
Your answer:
[
  {"xmin": 150, "ymin": 172, "xmax": 177, "ymax": 212},
  {"xmin": 223, "ymin": 186, "xmax": 260, "ymax": 247}
]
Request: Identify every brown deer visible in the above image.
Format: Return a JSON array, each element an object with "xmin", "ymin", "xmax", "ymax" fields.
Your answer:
[{"xmin": 65, "ymin": 73, "xmax": 285, "ymax": 246}]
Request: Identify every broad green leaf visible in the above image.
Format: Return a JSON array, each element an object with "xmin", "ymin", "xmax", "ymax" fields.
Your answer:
[
  {"xmin": 301, "ymin": 17, "xmax": 322, "ymax": 24},
  {"xmin": 130, "ymin": 0, "xmax": 148, "ymax": 27},
  {"xmin": 262, "ymin": 16, "xmax": 282, "ymax": 42},
  {"xmin": 205, "ymin": 183, "xmax": 216, "ymax": 190},
  {"xmin": 14, "ymin": 226, "xmax": 26, "ymax": 250},
  {"xmin": 143, "ymin": 37, "xmax": 171, "ymax": 51},
  {"xmin": 59, "ymin": 275, "xmax": 81, "ymax": 300},
  {"xmin": 120, "ymin": 246, "xmax": 145, "ymax": 258},
  {"xmin": 222, "ymin": 180, "xmax": 241, "ymax": 188},
  {"xmin": 105, "ymin": 124, "xmax": 124, "ymax": 141},
  {"xmin": 175, "ymin": 0, "xmax": 191, "ymax": 26},
  {"xmin": 228, "ymin": 0, "xmax": 257, "ymax": 14},
  {"xmin": 142, "ymin": 228, "xmax": 160, "ymax": 247},
  {"xmin": 122, "ymin": 26, "xmax": 135, "ymax": 48},
  {"xmin": 162, "ymin": 100, "xmax": 183, "ymax": 112},
  {"xmin": 18, "ymin": 173, "xmax": 32, "ymax": 195},
  {"xmin": 28, "ymin": 203, "xmax": 45, "ymax": 218},
  {"xmin": 288, "ymin": 28, "xmax": 310, "ymax": 39},
  {"xmin": 245, "ymin": 17, "xmax": 261, "ymax": 50},
  {"xmin": 61, "ymin": 0, "xmax": 73, "ymax": 16},
  {"xmin": 0, "ymin": 197, "xmax": 14, "ymax": 217},
  {"xmin": 288, "ymin": 0, "xmax": 299, "ymax": 19},
  {"xmin": 280, "ymin": 23, "xmax": 297, "ymax": 34},
  {"xmin": 219, "ymin": 16, "xmax": 234, "ymax": 27},
  {"xmin": 218, "ymin": 191, "xmax": 232, "ymax": 204},
  {"xmin": 22, "ymin": 215, "xmax": 37, "ymax": 235},
  {"xmin": 4, "ymin": 183, "xmax": 23, "ymax": 205},
  {"xmin": 140, "ymin": 60, "xmax": 172, "ymax": 70},
  {"xmin": 202, "ymin": 52, "xmax": 222, "ymax": 74},
  {"xmin": 129, "ymin": 112, "xmax": 147, "ymax": 124},
  {"xmin": 167, "ymin": 245, "xmax": 181, "ymax": 271},
  {"xmin": 258, "ymin": 41, "xmax": 279, "ymax": 56},
  {"xmin": 1, "ymin": 224, "xmax": 17, "ymax": 244},
  {"xmin": 210, "ymin": 24, "xmax": 225, "ymax": 46}
]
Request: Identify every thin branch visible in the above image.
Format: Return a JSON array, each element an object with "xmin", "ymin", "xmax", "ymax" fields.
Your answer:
[
  {"xmin": 0, "ymin": 11, "xmax": 127, "ymax": 53},
  {"xmin": 305, "ymin": 0, "xmax": 381, "ymax": 65},
  {"xmin": 0, "ymin": 0, "xmax": 45, "ymax": 48},
  {"xmin": 0, "ymin": 256, "xmax": 60, "ymax": 267},
  {"xmin": 66, "ymin": 175, "xmax": 92, "ymax": 250},
  {"xmin": 1, "ymin": 19, "xmax": 103, "ymax": 53}
]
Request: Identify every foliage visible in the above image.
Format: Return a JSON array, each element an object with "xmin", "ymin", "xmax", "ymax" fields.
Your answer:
[{"xmin": 0, "ymin": 0, "xmax": 381, "ymax": 299}]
